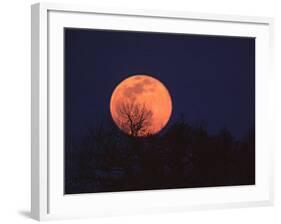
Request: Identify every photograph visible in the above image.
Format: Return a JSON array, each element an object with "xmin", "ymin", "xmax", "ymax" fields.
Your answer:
[{"xmin": 64, "ymin": 28, "xmax": 255, "ymax": 194}]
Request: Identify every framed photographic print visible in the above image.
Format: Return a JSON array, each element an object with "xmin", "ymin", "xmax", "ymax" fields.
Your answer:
[{"xmin": 31, "ymin": 2, "xmax": 274, "ymax": 221}]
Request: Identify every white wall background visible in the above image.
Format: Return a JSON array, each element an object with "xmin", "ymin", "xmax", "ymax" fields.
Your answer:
[{"xmin": 0, "ymin": 0, "xmax": 279, "ymax": 223}]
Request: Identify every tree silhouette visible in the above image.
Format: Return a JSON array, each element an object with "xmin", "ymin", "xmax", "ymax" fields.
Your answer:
[
  {"xmin": 65, "ymin": 117, "xmax": 255, "ymax": 194},
  {"xmin": 116, "ymin": 102, "xmax": 153, "ymax": 137}
]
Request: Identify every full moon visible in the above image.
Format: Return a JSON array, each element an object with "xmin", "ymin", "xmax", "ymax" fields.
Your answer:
[{"xmin": 110, "ymin": 74, "xmax": 172, "ymax": 137}]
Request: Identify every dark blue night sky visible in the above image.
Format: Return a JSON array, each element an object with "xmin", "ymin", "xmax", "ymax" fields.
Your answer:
[{"xmin": 64, "ymin": 28, "xmax": 255, "ymax": 142}]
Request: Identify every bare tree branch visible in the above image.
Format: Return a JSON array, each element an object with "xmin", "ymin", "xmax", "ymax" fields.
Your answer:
[{"xmin": 116, "ymin": 101, "xmax": 153, "ymax": 137}]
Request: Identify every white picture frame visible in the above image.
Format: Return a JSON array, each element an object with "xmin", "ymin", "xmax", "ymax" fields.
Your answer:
[{"xmin": 31, "ymin": 2, "xmax": 274, "ymax": 221}]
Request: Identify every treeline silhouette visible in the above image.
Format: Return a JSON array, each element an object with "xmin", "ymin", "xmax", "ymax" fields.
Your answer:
[{"xmin": 65, "ymin": 118, "xmax": 255, "ymax": 194}]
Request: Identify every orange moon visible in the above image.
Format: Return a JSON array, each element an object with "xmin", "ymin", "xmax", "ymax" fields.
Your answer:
[{"xmin": 110, "ymin": 74, "xmax": 172, "ymax": 137}]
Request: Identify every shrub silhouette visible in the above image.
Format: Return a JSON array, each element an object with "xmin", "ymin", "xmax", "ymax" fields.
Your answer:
[{"xmin": 65, "ymin": 118, "xmax": 255, "ymax": 194}]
